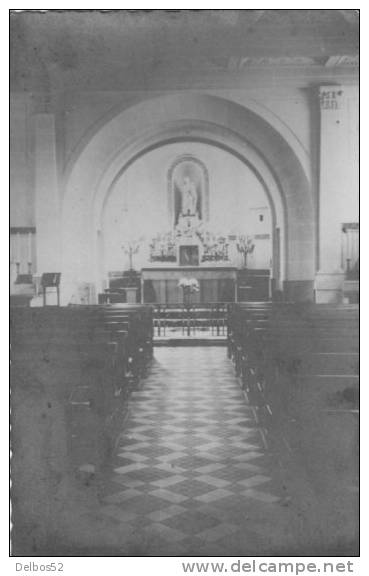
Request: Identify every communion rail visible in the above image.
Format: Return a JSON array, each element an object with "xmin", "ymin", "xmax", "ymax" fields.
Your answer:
[{"xmin": 152, "ymin": 302, "xmax": 228, "ymax": 338}]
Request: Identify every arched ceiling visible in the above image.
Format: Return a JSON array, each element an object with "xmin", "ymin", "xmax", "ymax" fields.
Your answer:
[{"xmin": 11, "ymin": 10, "xmax": 359, "ymax": 92}]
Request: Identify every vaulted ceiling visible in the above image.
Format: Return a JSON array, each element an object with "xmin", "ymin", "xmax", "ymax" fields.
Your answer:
[{"xmin": 10, "ymin": 10, "xmax": 359, "ymax": 92}]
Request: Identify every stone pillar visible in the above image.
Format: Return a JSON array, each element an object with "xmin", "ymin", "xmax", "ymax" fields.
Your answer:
[
  {"xmin": 34, "ymin": 114, "xmax": 61, "ymax": 276},
  {"xmin": 315, "ymin": 86, "xmax": 346, "ymax": 303}
]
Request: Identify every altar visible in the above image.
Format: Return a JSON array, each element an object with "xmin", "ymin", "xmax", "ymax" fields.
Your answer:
[{"xmin": 141, "ymin": 267, "xmax": 237, "ymax": 304}]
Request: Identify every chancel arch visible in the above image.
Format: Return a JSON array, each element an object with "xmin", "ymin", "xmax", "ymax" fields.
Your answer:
[{"xmin": 61, "ymin": 93, "xmax": 313, "ymax": 305}]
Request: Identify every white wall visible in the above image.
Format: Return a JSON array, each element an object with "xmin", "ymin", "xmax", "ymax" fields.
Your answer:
[
  {"xmin": 10, "ymin": 94, "xmax": 34, "ymax": 226},
  {"xmin": 102, "ymin": 142, "xmax": 271, "ymax": 272}
]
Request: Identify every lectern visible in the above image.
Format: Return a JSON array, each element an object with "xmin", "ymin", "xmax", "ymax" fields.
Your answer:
[{"xmin": 41, "ymin": 273, "xmax": 61, "ymax": 306}]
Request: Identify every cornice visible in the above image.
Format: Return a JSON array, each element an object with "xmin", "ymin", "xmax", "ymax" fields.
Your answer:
[{"xmin": 228, "ymin": 54, "xmax": 359, "ymax": 70}]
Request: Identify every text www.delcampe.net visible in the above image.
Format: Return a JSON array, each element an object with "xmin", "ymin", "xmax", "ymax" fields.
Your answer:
[{"xmin": 181, "ymin": 560, "xmax": 356, "ymax": 575}]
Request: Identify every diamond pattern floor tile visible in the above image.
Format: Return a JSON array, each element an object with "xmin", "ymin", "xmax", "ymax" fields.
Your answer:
[
  {"xmin": 164, "ymin": 510, "xmax": 220, "ymax": 534},
  {"xmin": 90, "ymin": 348, "xmax": 289, "ymax": 555},
  {"xmin": 196, "ymin": 522, "xmax": 239, "ymax": 542},
  {"xmin": 194, "ymin": 487, "xmax": 234, "ymax": 503},
  {"xmin": 146, "ymin": 504, "xmax": 186, "ymax": 522},
  {"xmin": 149, "ymin": 488, "xmax": 190, "ymax": 504}
]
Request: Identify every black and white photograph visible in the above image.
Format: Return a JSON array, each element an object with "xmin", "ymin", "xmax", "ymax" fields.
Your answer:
[{"xmin": 9, "ymin": 9, "xmax": 359, "ymax": 560}]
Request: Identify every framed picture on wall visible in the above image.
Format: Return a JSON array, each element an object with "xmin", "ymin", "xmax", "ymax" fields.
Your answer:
[{"xmin": 179, "ymin": 245, "xmax": 199, "ymax": 266}]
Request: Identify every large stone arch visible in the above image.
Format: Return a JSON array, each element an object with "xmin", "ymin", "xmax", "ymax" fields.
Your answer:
[{"xmin": 61, "ymin": 93, "xmax": 314, "ymax": 304}]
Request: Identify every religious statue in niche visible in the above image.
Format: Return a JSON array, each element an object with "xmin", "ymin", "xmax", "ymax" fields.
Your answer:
[
  {"xmin": 168, "ymin": 155, "xmax": 209, "ymax": 229},
  {"xmin": 175, "ymin": 174, "xmax": 202, "ymax": 231},
  {"xmin": 181, "ymin": 176, "xmax": 198, "ymax": 217}
]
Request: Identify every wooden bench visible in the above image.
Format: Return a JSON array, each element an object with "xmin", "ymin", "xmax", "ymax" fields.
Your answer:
[
  {"xmin": 10, "ymin": 305, "xmax": 153, "ymax": 475},
  {"xmin": 227, "ymin": 302, "xmax": 359, "ymax": 427}
]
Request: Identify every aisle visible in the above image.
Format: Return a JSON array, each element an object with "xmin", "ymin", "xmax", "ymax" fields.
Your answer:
[{"xmin": 96, "ymin": 348, "xmax": 297, "ymax": 556}]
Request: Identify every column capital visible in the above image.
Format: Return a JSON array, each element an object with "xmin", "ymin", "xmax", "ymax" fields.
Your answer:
[{"xmin": 318, "ymin": 86, "xmax": 344, "ymax": 111}]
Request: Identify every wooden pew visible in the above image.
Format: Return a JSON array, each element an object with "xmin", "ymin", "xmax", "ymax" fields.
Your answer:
[
  {"xmin": 227, "ymin": 302, "xmax": 359, "ymax": 427},
  {"xmin": 227, "ymin": 302, "xmax": 359, "ymax": 520},
  {"xmin": 10, "ymin": 305, "xmax": 153, "ymax": 477}
]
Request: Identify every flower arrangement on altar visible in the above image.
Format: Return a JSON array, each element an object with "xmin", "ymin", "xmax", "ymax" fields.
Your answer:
[
  {"xmin": 236, "ymin": 235, "xmax": 255, "ymax": 268},
  {"xmin": 178, "ymin": 277, "xmax": 200, "ymax": 292}
]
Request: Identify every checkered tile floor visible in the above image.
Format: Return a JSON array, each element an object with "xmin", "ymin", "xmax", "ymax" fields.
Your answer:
[{"xmin": 94, "ymin": 348, "xmax": 295, "ymax": 555}]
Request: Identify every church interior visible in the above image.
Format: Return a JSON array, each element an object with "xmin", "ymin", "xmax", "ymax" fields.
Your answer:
[{"xmin": 10, "ymin": 10, "xmax": 359, "ymax": 556}]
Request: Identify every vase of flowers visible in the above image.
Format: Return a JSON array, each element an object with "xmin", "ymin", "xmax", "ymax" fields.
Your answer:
[{"xmin": 178, "ymin": 277, "xmax": 200, "ymax": 306}]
